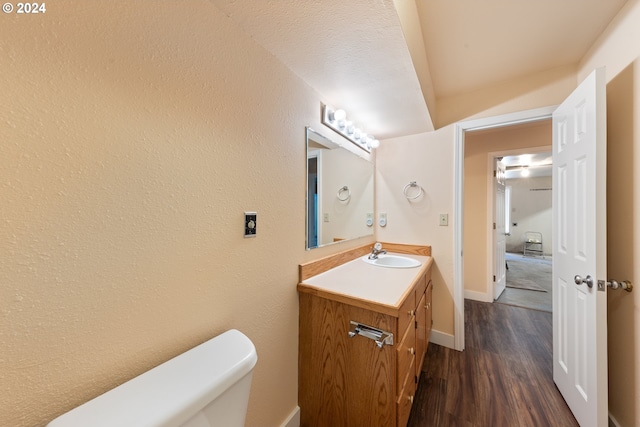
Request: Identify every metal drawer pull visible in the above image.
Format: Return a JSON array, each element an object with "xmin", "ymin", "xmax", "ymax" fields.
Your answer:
[{"xmin": 348, "ymin": 321, "xmax": 394, "ymax": 348}]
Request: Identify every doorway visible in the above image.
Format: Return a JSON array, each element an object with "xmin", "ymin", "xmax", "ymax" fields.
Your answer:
[
  {"xmin": 453, "ymin": 106, "xmax": 556, "ymax": 351},
  {"xmin": 496, "ymin": 151, "xmax": 553, "ymax": 312},
  {"xmin": 461, "ymin": 122, "xmax": 552, "ymax": 302}
]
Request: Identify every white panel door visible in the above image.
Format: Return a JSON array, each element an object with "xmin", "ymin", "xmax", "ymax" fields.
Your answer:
[
  {"xmin": 552, "ymin": 67, "xmax": 607, "ymax": 427},
  {"xmin": 494, "ymin": 159, "xmax": 506, "ymax": 300}
]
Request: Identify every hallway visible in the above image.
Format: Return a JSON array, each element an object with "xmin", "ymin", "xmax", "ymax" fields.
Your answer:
[{"xmin": 407, "ymin": 300, "xmax": 577, "ymax": 426}]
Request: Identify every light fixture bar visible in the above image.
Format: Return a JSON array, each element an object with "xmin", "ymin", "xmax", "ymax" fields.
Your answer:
[{"xmin": 321, "ymin": 104, "xmax": 379, "ymax": 152}]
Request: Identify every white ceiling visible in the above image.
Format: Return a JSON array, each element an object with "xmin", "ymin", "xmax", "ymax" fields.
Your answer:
[{"xmin": 209, "ymin": 0, "xmax": 628, "ymax": 139}]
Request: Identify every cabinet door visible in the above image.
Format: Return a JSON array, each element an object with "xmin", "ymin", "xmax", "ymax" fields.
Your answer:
[{"xmin": 415, "ymin": 292, "xmax": 427, "ymax": 377}]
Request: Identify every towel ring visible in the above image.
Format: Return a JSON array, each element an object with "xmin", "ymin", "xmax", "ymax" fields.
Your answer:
[
  {"xmin": 337, "ymin": 186, "xmax": 351, "ymax": 202},
  {"xmin": 403, "ymin": 181, "xmax": 423, "ymax": 200}
]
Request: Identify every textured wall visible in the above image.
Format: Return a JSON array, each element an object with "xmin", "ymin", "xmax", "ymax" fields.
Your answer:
[
  {"xmin": 376, "ymin": 127, "xmax": 456, "ymax": 336},
  {"xmin": 0, "ymin": 1, "xmax": 373, "ymax": 426}
]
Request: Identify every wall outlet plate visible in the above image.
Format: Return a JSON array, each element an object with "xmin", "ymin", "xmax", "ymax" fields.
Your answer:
[
  {"xmin": 244, "ymin": 212, "xmax": 257, "ymax": 237},
  {"xmin": 439, "ymin": 213, "xmax": 448, "ymax": 226},
  {"xmin": 366, "ymin": 212, "xmax": 373, "ymax": 227},
  {"xmin": 379, "ymin": 213, "xmax": 387, "ymax": 227}
]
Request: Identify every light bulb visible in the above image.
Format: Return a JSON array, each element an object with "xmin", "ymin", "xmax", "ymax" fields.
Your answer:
[
  {"xmin": 360, "ymin": 133, "xmax": 368, "ymax": 144},
  {"xmin": 521, "ymin": 167, "xmax": 530, "ymax": 177},
  {"xmin": 370, "ymin": 139, "xmax": 380, "ymax": 149},
  {"xmin": 345, "ymin": 121, "xmax": 354, "ymax": 135},
  {"xmin": 353, "ymin": 129, "xmax": 361, "ymax": 140},
  {"xmin": 334, "ymin": 109, "xmax": 346, "ymax": 122}
]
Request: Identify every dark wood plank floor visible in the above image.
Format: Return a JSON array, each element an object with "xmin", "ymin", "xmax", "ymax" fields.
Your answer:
[{"xmin": 408, "ymin": 299, "xmax": 578, "ymax": 427}]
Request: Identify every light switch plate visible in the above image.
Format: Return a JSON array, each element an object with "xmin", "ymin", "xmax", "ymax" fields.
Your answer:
[{"xmin": 244, "ymin": 212, "xmax": 257, "ymax": 237}]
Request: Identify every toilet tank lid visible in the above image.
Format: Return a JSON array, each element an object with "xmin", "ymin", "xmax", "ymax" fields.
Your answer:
[{"xmin": 48, "ymin": 329, "xmax": 258, "ymax": 427}]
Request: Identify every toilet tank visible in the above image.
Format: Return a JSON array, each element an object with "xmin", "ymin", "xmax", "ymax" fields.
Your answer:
[{"xmin": 47, "ymin": 329, "xmax": 258, "ymax": 427}]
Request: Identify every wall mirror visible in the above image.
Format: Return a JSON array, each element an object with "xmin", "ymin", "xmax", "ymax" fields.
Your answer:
[{"xmin": 306, "ymin": 127, "xmax": 374, "ymax": 249}]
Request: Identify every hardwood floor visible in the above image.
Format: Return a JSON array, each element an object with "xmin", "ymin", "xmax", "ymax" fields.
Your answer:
[{"xmin": 407, "ymin": 299, "xmax": 578, "ymax": 427}]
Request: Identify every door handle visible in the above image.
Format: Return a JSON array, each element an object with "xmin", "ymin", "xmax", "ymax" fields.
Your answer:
[{"xmin": 574, "ymin": 275, "xmax": 594, "ymax": 288}]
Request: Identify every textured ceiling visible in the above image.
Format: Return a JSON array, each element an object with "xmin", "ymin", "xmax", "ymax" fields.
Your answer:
[
  {"xmin": 209, "ymin": 0, "xmax": 431, "ymax": 140},
  {"xmin": 208, "ymin": 0, "xmax": 629, "ymax": 138}
]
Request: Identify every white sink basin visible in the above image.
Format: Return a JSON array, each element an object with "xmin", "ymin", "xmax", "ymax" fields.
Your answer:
[{"xmin": 362, "ymin": 254, "xmax": 421, "ymax": 269}]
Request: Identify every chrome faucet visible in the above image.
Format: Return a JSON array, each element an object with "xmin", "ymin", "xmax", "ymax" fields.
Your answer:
[{"xmin": 368, "ymin": 242, "xmax": 387, "ymax": 260}]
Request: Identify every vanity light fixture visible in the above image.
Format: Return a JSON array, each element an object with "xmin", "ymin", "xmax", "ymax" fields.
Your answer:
[
  {"xmin": 521, "ymin": 166, "xmax": 530, "ymax": 177},
  {"xmin": 322, "ymin": 104, "xmax": 379, "ymax": 152}
]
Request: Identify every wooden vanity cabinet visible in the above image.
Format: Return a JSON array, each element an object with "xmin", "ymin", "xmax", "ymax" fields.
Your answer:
[{"xmin": 298, "ymin": 262, "xmax": 433, "ymax": 427}]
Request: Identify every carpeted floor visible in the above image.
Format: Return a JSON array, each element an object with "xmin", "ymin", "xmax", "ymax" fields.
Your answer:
[{"xmin": 496, "ymin": 252, "xmax": 552, "ymax": 312}]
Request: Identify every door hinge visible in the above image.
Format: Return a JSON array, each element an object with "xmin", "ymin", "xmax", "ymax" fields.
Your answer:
[
  {"xmin": 493, "ymin": 170, "xmax": 497, "ymax": 177},
  {"xmin": 493, "ymin": 222, "xmax": 496, "ymax": 230},
  {"xmin": 415, "ymin": 375, "xmax": 418, "ymax": 384},
  {"xmin": 493, "ymin": 275, "xmax": 496, "ymax": 282},
  {"xmin": 415, "ymin": 320, "xmax": 418, "ymax": 329}
]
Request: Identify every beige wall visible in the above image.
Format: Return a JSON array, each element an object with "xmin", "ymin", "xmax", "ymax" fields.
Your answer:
[
  {"xmin": 578, "ymin": 0, "xmax": 640, "ymax": 425},
  {"xmin": 0, "ymin": 2, "xmax": 374, "ymax": 426},
  {"xmin": 463, "ymin": 122, "xmax": 551, "ymax": 297},
  {"xmin": 376, "ymin": 127, "xmax": 456, "ymax": 337}
]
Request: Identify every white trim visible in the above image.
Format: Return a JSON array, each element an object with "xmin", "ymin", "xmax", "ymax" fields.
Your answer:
[
  {"xmin": 487, "ymin": 156, "xmax": 496, "ymax": 300},
  {"xmin": 453, "ymin": 106, "xmax": 556, "ymax": 353},
  {"xmin": 464, "ymin": 289, "xmax": 494, "ymax": 302},
  {"xmin": 430, "ymin": 329, "xmax": 455, "ymax": 349},
  {"xmin": 280, "ymin": 406, "xmax": 300, "ymax": 427},
  {"xmin": 453, "ymin": 124, "xmax": 465, "ymax": 351}
]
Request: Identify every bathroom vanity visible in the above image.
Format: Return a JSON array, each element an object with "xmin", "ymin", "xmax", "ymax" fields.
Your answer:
[{"xmin": 297, "ymin": 243, "xmax": 433, "ymax": 427}]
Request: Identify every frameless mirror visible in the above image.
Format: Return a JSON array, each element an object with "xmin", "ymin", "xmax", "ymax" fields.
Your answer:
[{"xmin": 306, "ymin": 127, "xmax": 374, "ymax": 249}]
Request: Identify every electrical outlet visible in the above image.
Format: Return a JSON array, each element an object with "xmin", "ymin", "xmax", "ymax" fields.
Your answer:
[
  {"xmin": 439, "ymin": 213, "xmax": 448, "ymax": 226},
  {"xmin": 379, "ymin": 213, "xmax": 387, "ymax": 227},
  {"xmin": 244, "ymin": 212, "xmax": 257, "ymax": 237},
  {"xmin": 323, "ymin": 213, "xmax": 330, "ymax": 222},
  {"xmin": 366, "ymin": 213, "xmax": 373, "ymax": 227}
]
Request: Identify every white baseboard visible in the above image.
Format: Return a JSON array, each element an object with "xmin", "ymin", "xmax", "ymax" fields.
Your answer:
[
  {"xmin": 464, "ymin": 289, "xmax": 493, "ymax": 302},
  {"xmin": 281, "ymin": 406, "xmax": 300, "ymax": 427},
  {"xmin": 430, "ymin": 329, "xmax": 455, "ymax": 349}
]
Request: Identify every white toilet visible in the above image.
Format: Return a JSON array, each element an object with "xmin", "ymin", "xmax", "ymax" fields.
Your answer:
[{"xmin": 47, "ymin": 329, "xmax": 258, "ymax": 427}]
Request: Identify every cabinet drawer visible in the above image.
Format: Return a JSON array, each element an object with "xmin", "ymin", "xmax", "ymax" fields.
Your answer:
[
  {"xmin": 397, "ymin": 291, "xmax": 416, "ymax": 338},
  {"xmin": 396, "ymin": 317, "xmax": 416, "ymax": 387},
  {"xmin": 397, "ymin": 357, "xmax": 416, "ymax": 427}
]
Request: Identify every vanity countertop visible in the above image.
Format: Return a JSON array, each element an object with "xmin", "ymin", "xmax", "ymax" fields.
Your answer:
[{"xmin": 298, "ymin": 253, "xmax": 432, "ymax": 309}]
